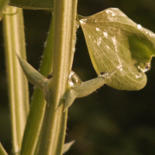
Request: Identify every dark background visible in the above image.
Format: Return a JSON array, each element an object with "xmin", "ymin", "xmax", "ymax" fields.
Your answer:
[{"xmin": 0, "ymin": 0, "xmax": 155, "ymax": 154}]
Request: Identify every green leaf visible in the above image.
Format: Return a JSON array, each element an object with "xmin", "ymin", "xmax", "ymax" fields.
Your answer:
[
  {"xmin": 80, "ymin": 8, "xmax": 155, "ymax": 90},
  {"xmin": 9, "ymin": 0, "xmax": 51, "ymax": 10}
]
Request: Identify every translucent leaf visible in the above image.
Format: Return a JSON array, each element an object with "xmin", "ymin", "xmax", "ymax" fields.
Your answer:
[
  {"xmin": 80, "ymin": 8, "xmax": 155, "ymax": 90},
  {"xmin": 9, "ymin": 0, "xmax": 51, "ymax": 10}
]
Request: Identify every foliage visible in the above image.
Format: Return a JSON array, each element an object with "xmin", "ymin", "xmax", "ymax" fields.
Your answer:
[
  {"xmin": 80, "ymin": 8, "xmax": 155, "ymax": 90},
  {"xmin": 0, "ymin": 0, "xmax": 155, "ymax": 155}
]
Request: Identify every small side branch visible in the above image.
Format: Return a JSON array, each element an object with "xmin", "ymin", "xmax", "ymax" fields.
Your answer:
[{"xmin": 63, "ymin": 72, "xmax": 115, "ymax": 110}]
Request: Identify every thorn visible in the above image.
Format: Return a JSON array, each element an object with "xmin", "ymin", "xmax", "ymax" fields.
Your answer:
[{"xmin": 17, "ymin": 55, "xmax": 48, "ymax": 89}]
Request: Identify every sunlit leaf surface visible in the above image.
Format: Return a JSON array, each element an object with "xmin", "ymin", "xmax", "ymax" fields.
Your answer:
[{"xmin": 80, "ymin": 8, "xmax": 155, "ymax": 90}]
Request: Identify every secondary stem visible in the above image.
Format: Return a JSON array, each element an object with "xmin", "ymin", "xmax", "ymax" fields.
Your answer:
[
  {"xmin": 3, "ymin": 6, "xmax": 29, "ymax": 154},
  {"xmin": 37, "ymin": 0, "xmax": 78, "ymax": 154},
  {"xmin": 21, "ymin": 21, "xmax": 53, "ymax": 155}
]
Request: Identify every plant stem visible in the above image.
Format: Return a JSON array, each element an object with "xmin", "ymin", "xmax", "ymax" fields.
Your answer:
[
  {"xmin": 3, "ymin": 6, "xmax": 29, "ymax": 154},
  {"xmin": 0, "ymin": 143, "xmax": 8, "ymax": 155},
  {"xmin": 37, "ymin": 0, "xmax": 78, "ymax": 154},
  {"xmin": 21, "ymin": 20, "xmax": 54, "ymax": 155},
  {"xmin": 0, "ymin": 0, "xmax": 9, "ymax": 17}
]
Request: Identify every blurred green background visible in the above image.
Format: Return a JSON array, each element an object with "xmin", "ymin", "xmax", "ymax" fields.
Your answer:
[{"xmin": 0, "ymin": 0, "xmax": 155, "ymax": 154}]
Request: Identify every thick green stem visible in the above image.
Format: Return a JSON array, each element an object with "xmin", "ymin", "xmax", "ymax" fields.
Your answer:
[
  {"xmin": 0, "ymin": 143, "xmax": 8, "ymax": 155},
  {"xmin": 21, "ymin": 19, "xmax": 54, "ymax": 155},
  {"xmin": 3, "ymin": 6, "xmax": 29, "ymax": 154},
  {"xmin": 37, "ymin": 0, "xmax": 78, "ymax": 154}
]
